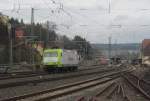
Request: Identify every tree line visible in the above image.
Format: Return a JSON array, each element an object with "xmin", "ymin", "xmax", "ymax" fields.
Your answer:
[{"xmin": 0, "ymin": 17, "xmax": 93, "ymax": 64}]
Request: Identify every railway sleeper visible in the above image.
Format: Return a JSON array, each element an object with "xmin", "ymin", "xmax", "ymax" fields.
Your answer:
[
  {"xmin": 95, "ymin": 82, "xmax": 116, "ymax": 97},
  {"xmin": 106, "ymin": 84, "xmax": 118, "ymax": 99},
  {"xmin": 27, "ymin": 77, "xmax": 117, "ymax": 101},
  {"xmin": 123, "ymin": 75, "xmax": 150, "ymax": 100}
]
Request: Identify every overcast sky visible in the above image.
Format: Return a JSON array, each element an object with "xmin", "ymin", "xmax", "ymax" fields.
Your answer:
[{"xmin": 1, "ymin": 0, "xmax": 150, "ymax": 43}]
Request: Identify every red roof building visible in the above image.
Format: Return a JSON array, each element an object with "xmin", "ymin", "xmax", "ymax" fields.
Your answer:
[{"xmin": 142, "ymin": 39, "xmax": 150, "ymax": 56}]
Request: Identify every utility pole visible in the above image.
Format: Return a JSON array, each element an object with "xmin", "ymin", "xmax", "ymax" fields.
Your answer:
[
  {"xmin": 115, "ymin": 39, "xmax": 117, "ymax": 56},
  {"xmin": 108, "ymin": 0, "xmax": 111, "ymax": 14},
  {"xmin": 108, "ymin": 36, "xmax": 112, "ymax": 63},
  {"xmin": 40, "ymin": 27, "xmax": 42, "ymax": 41},
  {"xmin": 85, "ymin": 33, "xmax": 88, "ymax": 60},
  {"xmin": 85, "ymin": 41, "xmax": 88, "ymax": 60},
  {"xmin": 6, "ymin": 25, "xmax": 14, "ymax": 73},
  {"xmin": 31, "ymin": 8, "xmax": 34, "ymax": 36},
  {"xmin": 46, "ymin": 21, "xmax": 49, "ymax": 48},
  {"xmin": 31, "ymin": 8, "xmax": 34, "ymax": 66}
]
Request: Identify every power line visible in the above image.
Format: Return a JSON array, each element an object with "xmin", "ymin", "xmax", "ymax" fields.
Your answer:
[{"xmin": 64, "ymin": 9, "xmax": 101, "ymax": 26}]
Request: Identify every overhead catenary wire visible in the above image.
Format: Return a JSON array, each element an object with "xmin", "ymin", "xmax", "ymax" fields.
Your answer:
[{"xmin": 1, "ymin": 0, "xmax": 150, "ymax": 28}]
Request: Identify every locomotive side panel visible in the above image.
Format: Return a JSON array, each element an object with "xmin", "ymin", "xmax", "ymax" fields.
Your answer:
[{"xmin": 62, "ymin": 50, "xmax": 79, "ymax": 67}]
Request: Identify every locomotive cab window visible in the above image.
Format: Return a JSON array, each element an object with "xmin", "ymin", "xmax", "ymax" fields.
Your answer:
[{"xmin": 44, "ymin": 52, "xmax": 58, "ymax": 57}]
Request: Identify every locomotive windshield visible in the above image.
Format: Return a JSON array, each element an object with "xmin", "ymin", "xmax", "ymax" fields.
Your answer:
[{"xmin": 44, "ymin": 52, "xmax": 58, "ymax": 57}]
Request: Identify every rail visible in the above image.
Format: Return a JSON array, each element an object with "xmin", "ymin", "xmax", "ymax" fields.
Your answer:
[
  {"xmin": 0, "ymin": 69, "xmax": 131, "ymax": 101},
  {"xmin": 122, "ymin": 73, "xmax": 150, "ymax": 100}
]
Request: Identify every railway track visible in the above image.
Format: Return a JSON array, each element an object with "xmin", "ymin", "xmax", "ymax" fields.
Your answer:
[
  {"xmin": 95, "ymin": 81, "xmax": 131, "ymax": 101},
  {"xmin": 0, "ymin": 65, "xmax": 103, "ymax": 80},
  {"xmin": 118, "ymin": 84, "xmax": 131, "ymax": 101},
  {"xmin": 92, "ymin": 68, "xmax": 150, "ymax": 101},
  {"xmin": 0, "ymin": 68, "xmax": 131, "ymax": 101},
  {"xmin": 122, "ymin": 73, "xmax": 150, "ymax": 100},
  {"xmin": 0, "ymin": 71, "xmax": 47, "ymax": 80},
  {"xmin": 0, "ymin": 67, "xmax": 116, "ymax": 89}
]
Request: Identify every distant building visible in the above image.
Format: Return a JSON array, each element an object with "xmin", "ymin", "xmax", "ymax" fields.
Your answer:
[
  {"xmin": 15, "ymin": 27, "xmax": 24, "ymax": 39},
  {"xmin": 141, "ymin": 39, "xmax": 150, "ymax": 66},
  {"xmin": 142, "ymin": 39, "xmax": 150, "ymax": 56}
]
